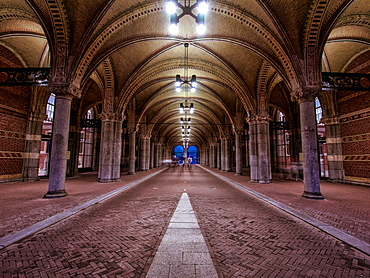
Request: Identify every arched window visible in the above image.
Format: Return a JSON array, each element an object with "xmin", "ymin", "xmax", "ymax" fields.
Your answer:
[
  {"xmin": 272, "ymin": 111, "xmax": 290, "ymax": 172},
  {"xmin": 38, "ymin": 94, "xmax": 55, "ymax": 176},
  {"xmin": 79, "ymin": 108, "xmax": 98, "ymax": 171},
  {"xmin": 315, "ymin": 97, "xmax": 328, "ymax": 178},
  {"xmin": 315, "ymin": 97, "xmax": 323, "ymax": 123}
]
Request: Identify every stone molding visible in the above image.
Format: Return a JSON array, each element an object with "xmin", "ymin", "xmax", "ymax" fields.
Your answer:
[
  {"xmin": 99, "ymin": 112, "xmax": 124, "ymax": 122},
  {"xmin": 321, "ymin": 116, "xmax": 339, "ymax": 125},
  {"xmin": 291, "ymin": 87, "xmax": 321, "ymax": 103},
  {"xmin": 47, "ymin": 83, "xmax": 81, "ymax": 99}
]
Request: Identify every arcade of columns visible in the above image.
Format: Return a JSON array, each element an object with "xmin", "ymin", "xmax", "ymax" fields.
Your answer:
[{"xmin": 39, "ymin": 45, "xmax": 326, "ymax": 200}]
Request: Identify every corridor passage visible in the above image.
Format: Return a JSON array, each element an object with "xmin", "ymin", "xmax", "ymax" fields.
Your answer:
[{"xmin": 1, "ymin": 166, "xmax": 369, "ymax": 277}]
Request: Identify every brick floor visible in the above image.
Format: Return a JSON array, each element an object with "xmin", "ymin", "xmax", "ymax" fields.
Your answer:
[
  {"xmin": 0, "ymin": 166, "xmax": 369, "ymax": 277},
  {"xmin": 204, "ymin": 166, "xmax": 370, "ymax": 245}
]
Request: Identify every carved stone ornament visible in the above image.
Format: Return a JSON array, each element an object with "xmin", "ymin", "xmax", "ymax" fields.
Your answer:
[
  {"xmin": 304, "ymin": 47, "xmax": 321, "ymax": 87},
  {"xmin": 47, "ymin": 83, "xmax": 70, "ymax": 97},
  {"xmin": 47, "ymin": 83, "xmax": 81, "ymax": 99},
  {"xmin": 256, "ymin": 116, "xmax": 270, "ymax": 123},
  {"xmin": 99, "ymin": 112, "xmax": 124, "ymax": 122},
  {"xmin": 68, "ymin": 84, "xmax": 82, "ymax": 98},
  {"xmin": 290, "ymin": 87, "xmax": 320, "ymax": 103},
  {"xmin": 52, "ymin": 43, "xmax": 69, "ymax": 84}
]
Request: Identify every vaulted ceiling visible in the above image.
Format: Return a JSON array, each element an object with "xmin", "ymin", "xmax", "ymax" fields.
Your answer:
[{"xmin": 1, "ymin": 0, "xmax": 369, "ymax": 148}]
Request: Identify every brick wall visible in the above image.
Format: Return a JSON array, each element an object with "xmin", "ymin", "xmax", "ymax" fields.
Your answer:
[
  {"xmin": 339, "ymin": 49, "xmax": 370, "ymax": 183},
  {"xmin": 0, "ymin": 45, "xmax": 31, "ymax": 182}
]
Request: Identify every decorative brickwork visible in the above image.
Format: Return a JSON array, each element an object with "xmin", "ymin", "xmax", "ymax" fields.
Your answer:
[
  {"xmin": 339, "ymin": 103, "xmax": 370, "ymax": 181},
  {"xmin": 0, "ymin": 113, "xmax": 27, "ymax": 177},
  {"xmin": 0, "ymin": 46, "xmax": 30, "ymax": 181}
]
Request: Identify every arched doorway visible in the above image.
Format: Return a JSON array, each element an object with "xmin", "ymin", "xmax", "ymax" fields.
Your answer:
[
  {"xmin": 173, "ymin": 145, "xmax": 184, "ymax": 164},
  {"xmin": 187, "ymin": 145, "xmax": 198, "ymax": 164}
]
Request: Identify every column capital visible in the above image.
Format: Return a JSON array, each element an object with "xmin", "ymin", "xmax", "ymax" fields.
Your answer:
[
  {"xmin": 255, "ymin": 115, "xmax": 270, "ymax": 123},
  {"xmin": 246, "ymin": 115, "xmax": 270, "ymax": 124},
  {"xmin": 99, "ymin": 112, "xmax": 124, "ymax": 122},
  {"xmin": 245, "ymin": 116, "xmax": 256, "ymax": 124},
  {"xmin": 48, "ymin": 83, "xmax": 81, "ymax": 99},
  {"xmin": 291, "ymin": 87, "xmax": 321, "ymax": 103},
  {"xmin": 139, "ymin": 132, "xmax": 151, "ymax": 139}
]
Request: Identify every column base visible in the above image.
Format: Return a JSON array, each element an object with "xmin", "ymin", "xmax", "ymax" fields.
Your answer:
[
  {"xmin": 259, "ymin": 180, "xmax": 271, "ymax": 184},
  {"xmin": 235, "ymin": 173, "xmax": 242, "ymax": 176},
  {"xmin": 127, "ymin": 172, "xmax": 136, "ymax": 175},
  {"xmin": 250, "ymin": 179, "xmax": 259, "ymax": 183},
  {"xmin": 44, "ymin": 190, "xmax": 68, "ymax": 198},
  {"xmin": 98, "ymin": 178, "xmax": 113, "ymax": 183},
  {"xmin": 302, "ymin": 191, "xmax": 324, "ymax": 200}
]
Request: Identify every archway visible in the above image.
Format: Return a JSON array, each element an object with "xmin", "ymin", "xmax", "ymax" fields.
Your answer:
[
  {"xmin": 173, "ymin": 145, "xmax": 184, "ymax": 163},
  {"xmin": 187, "ymin": 145, "xmax": 198, "ymax": 164}
]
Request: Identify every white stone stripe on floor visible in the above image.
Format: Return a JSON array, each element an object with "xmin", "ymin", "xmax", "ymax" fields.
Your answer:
[{"xmin": 146, "ymin": 193, "xmax": 219, "ymax": 278}]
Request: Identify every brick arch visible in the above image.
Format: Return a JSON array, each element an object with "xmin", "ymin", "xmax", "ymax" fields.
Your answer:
[
  {"xmin": 101, "ymin": 59, "xmax": 115, "ymax": 90},
  {"xmin": 73, "ymin": 1, "xmax": 298, "ymax": 90},
  {"xmin": 0, "ymin": 8, "xmax": 39, "ymax": 23},
  {"xmin": 47, "ymin": 0, "xmax": 70, "ymax": 44},
  {"xmin": 256, "ymin": 61, "xmax": 271, "ymax": 115},
  {"xmin": 303, "ymin": 0, "xmax": 330, "ymax": 48},
  {"xmin": 117, "ymin": 53, "xmax": 254, "ymax": 115}
]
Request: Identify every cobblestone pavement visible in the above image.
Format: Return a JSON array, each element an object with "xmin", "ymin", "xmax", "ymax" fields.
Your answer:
[{"xmin": 0, "ymin": 166, "xmax": 369, "ymax": 277}]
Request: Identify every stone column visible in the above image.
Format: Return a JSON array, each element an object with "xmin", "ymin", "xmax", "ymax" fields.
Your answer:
[
  {"xmin": 235, "ymin": 131, "xmax": 242, "ymax": 175},
  {"xmin": 159, "ymin": 143, "xmax": 164, "ymax": 166},
  {"xmin": 216, "ymin": 142, "xmax": 221, "ymax": 169},
  {"xmin": 322, "ymin": 116, "xmax": 344, "ymax": 182},
  {"xmin": 209, "ymin": 144, "xmax": 214, "ymax": 168},
  {"xmin": 212, "ymin": 144, "xmax": 217, "ymax": 168},
  {"xmin": 292, "ymin": 88, "xmax": 323, "ymax": 199},
  {"xmin": 127, "ymin": 129, "xmax": 136, "ymax": 175},
  {"xmin": 257, "ymin": 117, "xmax": 271, "ymax": 183},
  {"xmin": 112, "ymin": 119, "xmax": 122, "ymax": 181},
  {"xmin": 244, "ymin": 130, "xmax": 250, "ymax": 168},
  {"xmin": 224, "ymin": 137, "xmax": 232, "ymax": 172},
  {"xmin": 23, "ymin": 110, "xmax": 45, "ymax": 181},
  {"xmin": 154, "ymin": 142, "xmax": 160, "ymax": 167},
  {"xmin": 248, "ymin": 118, "xmax": 259, "ymax": 182},
  {"xmin": 98, "ymin": 114, "xmax": 113, "ymax": 182},
  {"xmin": 220, "ymin": 137, "xmax": 225, "ymax": 171},
  {"xmin": 205, "ymin": 147, "xmax": 209, "ymax": 166},
  {"xmin": 138, "ymin": 135, "xmax": 145, "ymax": 171},
  {"xmin": 145, "ymin": 136, "xmax": 151, "ymax": 170},
  {"xmin": 98, "ymin": 113, "xmax": 123, "ymax": 182},
  {"xmin": 150, "ymin": 140, "xmax": 154, "ymax": 169},
  {"xmin": 44, "ymin": 87, "xmax": 73, "ymax": 198}
]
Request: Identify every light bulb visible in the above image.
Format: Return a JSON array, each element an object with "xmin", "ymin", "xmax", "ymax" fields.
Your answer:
[
  {"xmin": 197, "ymin": 1, "xmax": 208, "ymax": 14},
  {"xmin": 197, "ymin": 23, "xmax": 206, "ymax": 35},
  {"xmin": 169, "ymin": 23, "xmax": 178, "ymax": 35},
  {"xmin": 166, "ymin": 1, "xmax": 177, "ymax": 14}
]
